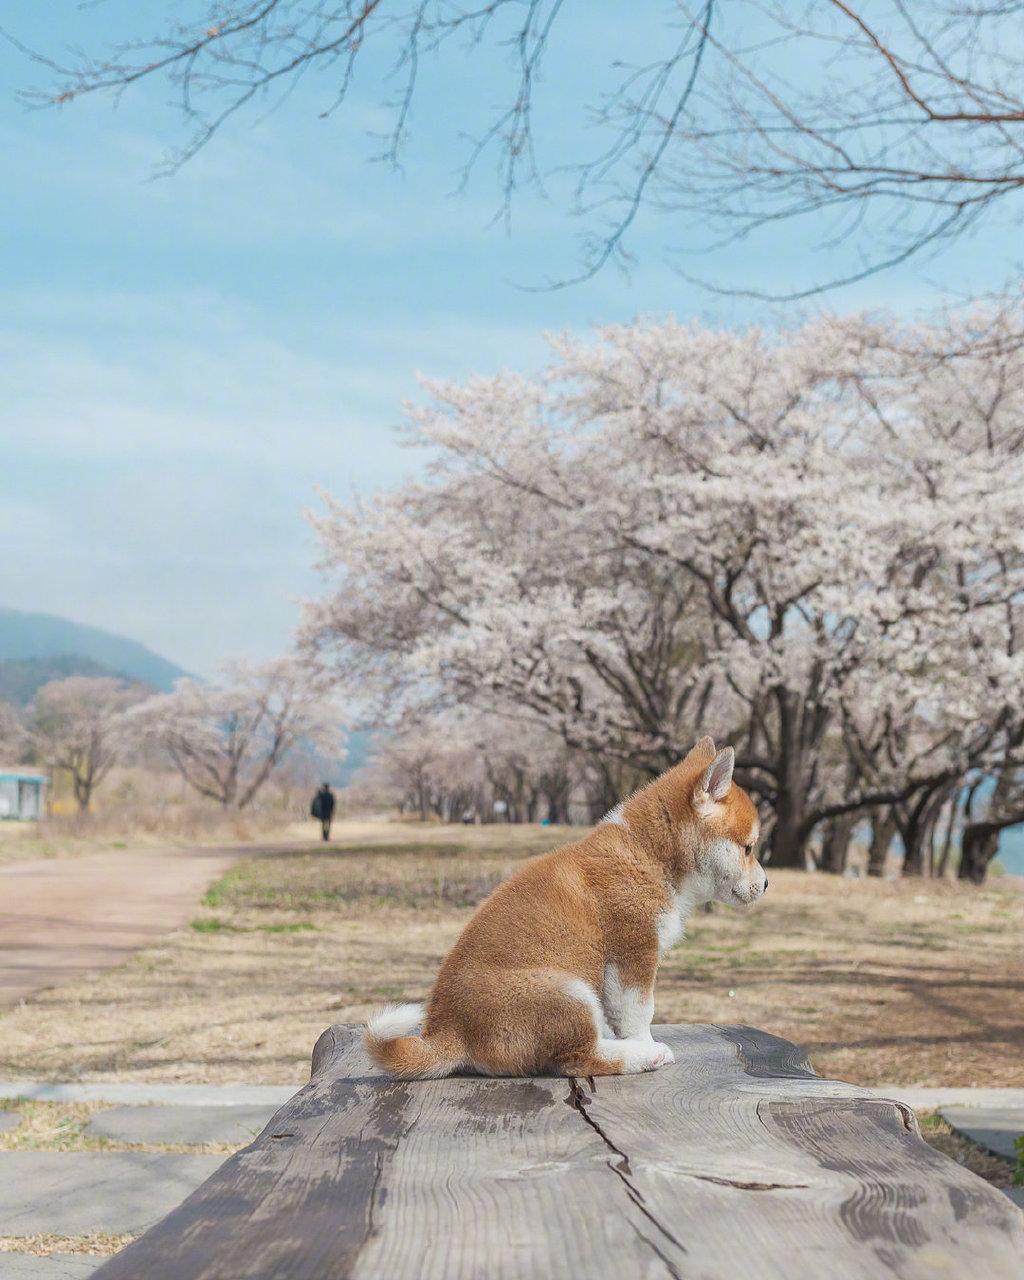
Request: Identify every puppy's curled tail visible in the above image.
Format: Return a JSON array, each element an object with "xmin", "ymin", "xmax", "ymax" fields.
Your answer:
[{"xmin": 364, "ymin": 1003, "xmax": 464, "ymax": 1079}]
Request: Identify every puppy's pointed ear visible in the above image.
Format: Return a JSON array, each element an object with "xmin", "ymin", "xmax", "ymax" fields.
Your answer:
[
  {"xmin": 693, "ymin": 747, "xmax": 735, "ymax": 818},
  {"xmin": 680, "ymin": 735, "xmax": 716, "ymax": 771}
]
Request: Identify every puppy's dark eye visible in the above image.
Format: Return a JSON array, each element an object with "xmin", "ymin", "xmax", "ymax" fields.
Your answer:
[{"xmin": 744, "ymin": 843, "xmax": 754, "ymax": 854}]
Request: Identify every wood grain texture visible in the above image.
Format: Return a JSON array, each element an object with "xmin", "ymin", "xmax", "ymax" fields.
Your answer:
[{"xmin": 92, "ymin": 1024, "xmax": 1024, "ymax": 1280}]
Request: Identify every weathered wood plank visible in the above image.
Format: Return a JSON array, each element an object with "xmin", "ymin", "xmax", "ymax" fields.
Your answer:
[
  {"xmin": 565, "ymin": 1025, "xmax": 1024, "ymax": 1278},
  {"xmin": 92, "ymin": 1024, "xmax": 1024, "ymax": 1279},
  {"xmin": 91, "ymin": 1027, "xmax": 658, "ymax": 1279}
]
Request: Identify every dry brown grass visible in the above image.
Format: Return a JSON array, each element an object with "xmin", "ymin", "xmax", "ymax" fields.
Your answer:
[
  {"xmin": 0, "ymin": 1232, "xmax": 137, "ymax": 1257},
  {"xmin": 0, "ymin": 1099, "xmax": 238, "ymax": 1155},
  {"xmin": 917, "ymin": 1113, "xmax": 1016, "ymax": 1188},
  {"xmin": 0, "ymin": 821, "xmax": 1021, "ymax": 1087}
]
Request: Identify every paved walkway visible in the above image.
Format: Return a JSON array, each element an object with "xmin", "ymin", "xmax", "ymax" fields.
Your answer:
[
  {"xmin": 866, "ymin": 1086, "xmax": 1024, "ymax": 1110},
  {"xmin": 0, "ymin": 1082, "xmax": 295, "ymax": 1106},
  {"xmin": 0, "ymin": 846, "xmax": 243, "ymax": 1006},
  {"xmin": 0, "ymin": 1099, "xmax": 280, "ymax": 1278}
]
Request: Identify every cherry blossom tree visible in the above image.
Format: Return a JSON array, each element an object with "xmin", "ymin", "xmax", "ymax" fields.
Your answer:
[
  {"xmin": 129, "ymin": 658, "xmax": 346, "ymax": 809},
  {"xmin": 32, "ymin": 676, "xmax": 148, "ymax": 814},
  {"xmin": 359, "ymin": 710, "xmax": 612, "ymax": 824},
  {"xmin": 0, "ymin": 701, "xmax": 28, "ymax": 764},
  {"xmin": 306, "ymin": 303, "xmax": 1024, "ymax": 876}
]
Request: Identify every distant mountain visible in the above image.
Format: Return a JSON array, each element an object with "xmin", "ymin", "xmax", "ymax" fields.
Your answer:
[
  {"xmin": 0, "ymin": 608, "xmax": 190, "ymax": 703},
  {"xmin": 0, "ymin": 655, "xmax": 130, "ymax": 707}
]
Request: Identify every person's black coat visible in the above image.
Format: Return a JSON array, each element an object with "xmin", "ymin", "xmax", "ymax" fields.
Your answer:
[{"xmin": 311, "ymin": 786, "xmax": 335, "ymax": 820}]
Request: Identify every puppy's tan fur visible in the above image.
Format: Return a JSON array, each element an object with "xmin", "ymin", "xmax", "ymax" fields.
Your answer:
[{"xmin": 365, "ymin": 737, "xmax": 766, "ymax": 1078}]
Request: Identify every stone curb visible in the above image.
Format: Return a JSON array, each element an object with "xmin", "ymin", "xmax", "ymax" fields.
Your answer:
[
  {"xmin": 865, "ymin": 1087, "xmax": 1024, "ymax": 1111},
  {"xmin": 0, "ymin": 1083, "xmax": 298, "ymax": 1107},
  {"xmin": 2, "ymin": 1081, "xmax": 1022, "ymax": 1111}
]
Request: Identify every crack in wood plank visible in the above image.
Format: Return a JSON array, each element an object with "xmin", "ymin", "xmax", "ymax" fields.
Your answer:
[
  {"xmin": 353, "ymin": 1106, "xmax": 419, "ymax": 1269},
  {"xmin": 686, "ymin": 1173, "xmax": 810, "ymax": 1191},
  {"xmin": 627, "ymin": 1221, "xmax": 686, "ymax": 1280},
  {"xmin": 365, "ymin": 1152, "xmax": 384, "ymax": 1242},
  {"xmin": 566, "ymin": 1077, "xmax": 689, "ymax": 1261}
]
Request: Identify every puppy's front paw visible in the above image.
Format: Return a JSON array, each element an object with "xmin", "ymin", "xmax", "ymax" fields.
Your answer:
[
  {"xmin": 615, "ymin": 1039, "xmax": 675, "ymax": 1073},
  {"xmin": 650, "ymin": 1042, "xmax": 674, "ymax": 1068}
]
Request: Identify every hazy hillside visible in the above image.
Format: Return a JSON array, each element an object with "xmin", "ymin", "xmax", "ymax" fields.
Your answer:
[
  {"xmin": 0, "ymin": 655, "xmax": 129, "ymax": 707},
  {"xmin": 0, "ymin": 608, "xmax": 190, "ymax": 697}
]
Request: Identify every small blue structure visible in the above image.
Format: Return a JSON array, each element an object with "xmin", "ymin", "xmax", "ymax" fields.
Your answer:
[{"xmin": 0, "ymin": 768, "xmax": 48, "ymax": 820}]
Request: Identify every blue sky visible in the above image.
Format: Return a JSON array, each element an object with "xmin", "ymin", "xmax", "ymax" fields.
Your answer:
[{"xmin": 2, "ymin": 2, "xmax": 1018, "ymax": 675}]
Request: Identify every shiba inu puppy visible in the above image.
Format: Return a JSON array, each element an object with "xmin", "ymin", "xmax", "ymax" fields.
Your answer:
[{"xmin": 365, "ymin": 737, "xmax": 766, "ymax": 1078}]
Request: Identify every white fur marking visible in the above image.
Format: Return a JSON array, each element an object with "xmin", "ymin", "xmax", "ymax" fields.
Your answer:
[
  {"xmin": 686, "ymin": 836, "xmax": 768, "ymax": 906},
  {"xmin": 603, "ymin": 963, "xmax": 655, "ymax": 1040},
  {"xmin": 366, "ymin": 1002, "xmax": 424, "ymax": 1041},
  {"xmin": 564, "ymin": 978, "xmax": 614, "ymax": 1038},
  {"xmin": 596, "ymin": 1037, "xmax": 675, "ymax": 1073},
  {"xmin": 601, "ymin": 801, "xmax": 628, "ymax": 828},
  {"xmin": 656, "ymin": 907, "xmax": 684, "ymax": 955},
  {"xmin": 656, "ymin": 880, "xmax": 706, "ymax": 954}
]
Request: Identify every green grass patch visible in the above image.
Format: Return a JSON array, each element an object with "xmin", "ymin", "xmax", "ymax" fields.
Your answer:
[
  {"xmin": 953, "ymin": 923, "xmax": 1012, "ymax": 935},
  {"xmin": 190, "ymin": 916, "xmax": 318, "ymax": 935},
  {"xmin": 320, "ymin": 841, "xmax": 472, "ymax": 858},
  {"xmin": 200, "ymin": 851, "xmax": 509, "ymax": 914},
  {"xmin": 202, "ymin": 865, "xmax": 250, "ymax": 908},
  {"xmin": 190, "ymin": 917, "xmax": 239, "ymax": 933}
]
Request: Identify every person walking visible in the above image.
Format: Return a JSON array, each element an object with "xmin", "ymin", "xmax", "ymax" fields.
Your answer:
[{"xmin": 311, "ymin": 782, "xmax": 336, "ymax": 842}]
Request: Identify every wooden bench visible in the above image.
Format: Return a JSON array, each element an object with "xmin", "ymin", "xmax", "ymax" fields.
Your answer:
[{"xmin": 92, "ymin": 1024, "xmax": 1024, "ymax": 1278}]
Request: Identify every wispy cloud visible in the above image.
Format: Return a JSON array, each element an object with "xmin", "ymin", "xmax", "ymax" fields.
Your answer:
[
  {"xmin": 2, "ymin": 0, "xmax": 1010, "ymax": 674},
  {"xmin": 1, "ymin": 282, "xmax": 548, "ymax": 670}
]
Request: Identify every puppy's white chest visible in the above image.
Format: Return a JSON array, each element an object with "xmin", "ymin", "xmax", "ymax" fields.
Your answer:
[
  {"xmin": 656, "ymin": 905, "xmax": 685, "ymax": 955},
  {"xmin": 656, "ymin": 882, "xmax": 704, "ymax": 955}
]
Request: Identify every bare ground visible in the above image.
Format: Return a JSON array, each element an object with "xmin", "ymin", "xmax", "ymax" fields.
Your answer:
[
  {"xmin": 0, "ymin": 821, "xmax": 1020, "ymax": 1088},
  {"xmin": 0, "ymin": 813, "xmax": 313, "ymax": 869}
]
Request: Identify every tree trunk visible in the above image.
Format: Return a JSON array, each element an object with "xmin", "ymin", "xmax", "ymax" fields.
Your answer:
[
  {"xmin": 72, "ymin": 763, "xmax": 93, "ymax": 815},
  {"xmin": 900, "ymin": 786, "xmax": 949, "ymax": 877},
  {"xmin": 769, "ymin": 788, "xmax": 806, "ymax": 869},
  {"xmin": 769, "ymin": 694, "xmax": 814, "ymax": 869},
  {"xmin": 820, "ymin": 813, "xmax": 856, "ymax": 875},
  {"xmin": 900, "ymin": 819, "xmax": 928, "ymax": 877},
  {"xmin": 937, "ymin": 786, "xmax": 970, "ymax": 879},
  {"xmin": 958, "ymin": 822, "xmax": 1001, "ymax": 885},
  {"xmin": 545, "ymin": 793, "xmax": 569, "ymax": 824},
  {"xmin": 867, "ymin": 809, "xmax": 896, "ymax": 877}
]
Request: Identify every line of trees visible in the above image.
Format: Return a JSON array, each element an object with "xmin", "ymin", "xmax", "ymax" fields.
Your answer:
[
  {"xmin": 305, "ymin": 302, "xmax": 1024, "ymax": 882},
  {"xmin": 356, "ymin": 712, "xmax": 637, "ymax": 827},
  {"xmin": 2, "ymin": 658, "xmax": 345, "ymax": 815}
]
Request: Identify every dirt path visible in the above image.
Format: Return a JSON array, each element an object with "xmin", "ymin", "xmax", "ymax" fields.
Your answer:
[{"xmin": 0, "ymin": 846, "xmax": 245, "ymax": 1006}]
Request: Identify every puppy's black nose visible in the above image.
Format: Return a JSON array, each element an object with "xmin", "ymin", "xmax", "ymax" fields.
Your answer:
[{"xmin": 763, "ymin": 877, "xmax": 769, "ymax": 892}]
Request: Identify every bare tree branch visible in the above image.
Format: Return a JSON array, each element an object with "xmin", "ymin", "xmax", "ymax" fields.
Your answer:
[{"xmin": 7, "ymin": 2, "xmax": 1024, "ymax": 293}]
